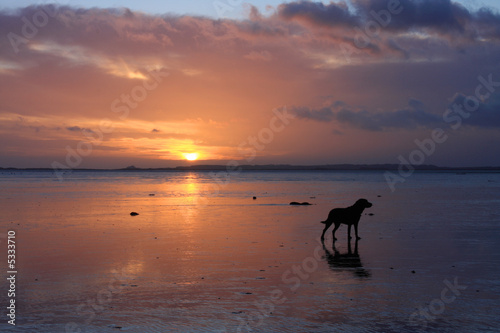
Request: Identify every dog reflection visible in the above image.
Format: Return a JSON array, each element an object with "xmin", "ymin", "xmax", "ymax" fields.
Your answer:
[{"xmin": 323, "ymin": 239, "xmax": 370, "ymax": 278}]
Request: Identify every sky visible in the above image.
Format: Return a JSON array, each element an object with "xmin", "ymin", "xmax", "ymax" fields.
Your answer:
[
  {"xmin": 1, "ymin": 0, "xmax": 500, "ymax": 18},
  {"xmin": 1, "ymin": 0, "xmax": 500, "ymax": 168}
]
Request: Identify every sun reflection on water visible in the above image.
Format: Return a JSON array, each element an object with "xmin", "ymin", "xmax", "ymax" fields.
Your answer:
[{"xmin": 179, "ymin": 172, "xmax": 207, "ymax": 223}]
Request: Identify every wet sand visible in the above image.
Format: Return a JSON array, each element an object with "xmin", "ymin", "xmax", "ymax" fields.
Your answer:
[{"xmin": 1, "ymin": 171, "xmax": 499, "ymax": 332}]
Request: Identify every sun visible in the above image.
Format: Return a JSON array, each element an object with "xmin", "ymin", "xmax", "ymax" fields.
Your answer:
[{"xmin": 183, "ymin": 153, "xmax": 199, "ymax": 161}]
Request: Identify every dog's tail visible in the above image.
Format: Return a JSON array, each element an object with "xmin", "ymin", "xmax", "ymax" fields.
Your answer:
[{"xmin": 320, "ymin": 220, "xmax": 326, "ymax": 224}]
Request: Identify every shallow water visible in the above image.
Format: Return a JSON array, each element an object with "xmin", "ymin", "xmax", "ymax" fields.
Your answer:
[{"xmin": 1, "ymin": 170, "xmax": 499, "ymax": 332}]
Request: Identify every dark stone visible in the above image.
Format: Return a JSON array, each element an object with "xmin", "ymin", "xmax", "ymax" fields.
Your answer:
[
  {"xmin": 130, "ymin": 212, "xmax": 139, "ymax": 216},
  {"xmin": 289, "ymin": 202, "xmax": 312, "ymax": 205}
]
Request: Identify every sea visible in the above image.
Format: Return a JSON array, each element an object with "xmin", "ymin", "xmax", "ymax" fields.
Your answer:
[{"xmin": 0, "ymin": 170, "xmax": 499, "ymax": 332}]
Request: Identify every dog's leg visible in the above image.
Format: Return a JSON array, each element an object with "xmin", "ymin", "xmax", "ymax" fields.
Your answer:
[
  {"xmin": 354, "ymin": 222, "xmax": 361, "ymax": 240},
  {"xmin": 321, "ymin": 223, "xmax": 331, "ymax": 242},
  {"xmin": 331, "ymin": 223, "xmax": 340, "ymax": 241},
  {"xmin": 347, "ymin": 224, "xmax": 352, "ymax": 239}
]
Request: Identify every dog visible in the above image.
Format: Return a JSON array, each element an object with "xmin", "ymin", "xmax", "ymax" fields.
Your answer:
[{"xmin": 320, "ymin": 199, "xmax": 372, "ymax": 241}]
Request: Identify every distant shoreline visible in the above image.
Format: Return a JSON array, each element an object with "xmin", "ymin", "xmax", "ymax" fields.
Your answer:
[{"xmin": 2, "ymin": 164, "xmax": 500, "ymax": 172}]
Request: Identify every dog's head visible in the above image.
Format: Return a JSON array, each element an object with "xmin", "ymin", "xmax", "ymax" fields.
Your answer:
[{"xmin": 355, "ymin": 198, "xmax": 372, "ymax": 209}]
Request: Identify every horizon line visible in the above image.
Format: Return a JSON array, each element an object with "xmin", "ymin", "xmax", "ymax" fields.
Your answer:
[{"xmin": 2, "ymin": 163, "xmax": 500, "ymax": 171}]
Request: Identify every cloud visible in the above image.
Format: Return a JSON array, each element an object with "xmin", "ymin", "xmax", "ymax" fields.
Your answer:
[
  {"xmin": 277, "ymin": 0, "xmax": 500, "ymax": 38},
  {"xmin": 292, "ymin": 99, "xmax": 442, "ymax": 131},
  {"xmin": 1, "ymin": 2, "xmax": 499, "ymax": 71},
  {"xmin": 274, "ymin": 0, "xmax": 500, "ymax": 62},
  {"xmin": 292, "ymin": 106, "xmax": 335, "ymax": 122},
  {"xmin": 294, "ymin": 92, "xmax": 500, "ymax": 132},
  {"xmin": 66, "ymin": 126, "xmax": 84, "ymax": 132},
  {"xmin": 337, "ymin": 105, "xmax": 441, "ymax": 131},
  {"xmin": 278, "ymin": 1, "xmax": 359, "ymax": 27},
  {"xmin": 448, "ymin": 92, "xmax": 500, "ymax": 128},
  {"xmin": 353, "ymin": 0, "xmax": 471, "ymax": 33}
]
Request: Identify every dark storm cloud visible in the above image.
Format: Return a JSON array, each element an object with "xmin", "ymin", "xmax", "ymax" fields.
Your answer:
[
  {"xmin": 292, "ymin": 99, "xmax": 442, "ymax": 131},
  {"xmin": 277, "ymin": 0, "xmax": 500, "ymax": 40},
  {"xmin": 448, "ymin": 92, "xmax": 500, "ymax": 128},
  {"xmin": 337, "ymin": 105, "xmax": 441, "ymax": 131},
  {"xmin": 278, "ymin": 1, "xmax": 359, "ymax": 27},
  {"xmin": 295, "ymin": 91, "xmax": 500, "ymax": 131},
  {"xmin": 354, "ymin": 0, "xmax": 471, "ymax": 33}
]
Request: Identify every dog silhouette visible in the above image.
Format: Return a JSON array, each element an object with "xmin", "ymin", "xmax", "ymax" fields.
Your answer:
[{"xmin": 320, "ymin": 199, "xmax": 372, "ymax": 241}]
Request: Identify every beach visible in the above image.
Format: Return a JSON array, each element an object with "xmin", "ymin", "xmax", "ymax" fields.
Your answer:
[{"xmin": 1, "ymin": 170, "xmax": 499, "ymax": 332}]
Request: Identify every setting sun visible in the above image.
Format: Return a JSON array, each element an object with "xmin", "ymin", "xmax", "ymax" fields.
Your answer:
[{"xmin": 183, "ymin": 153, "xmax": 199, "ymax": 161}]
